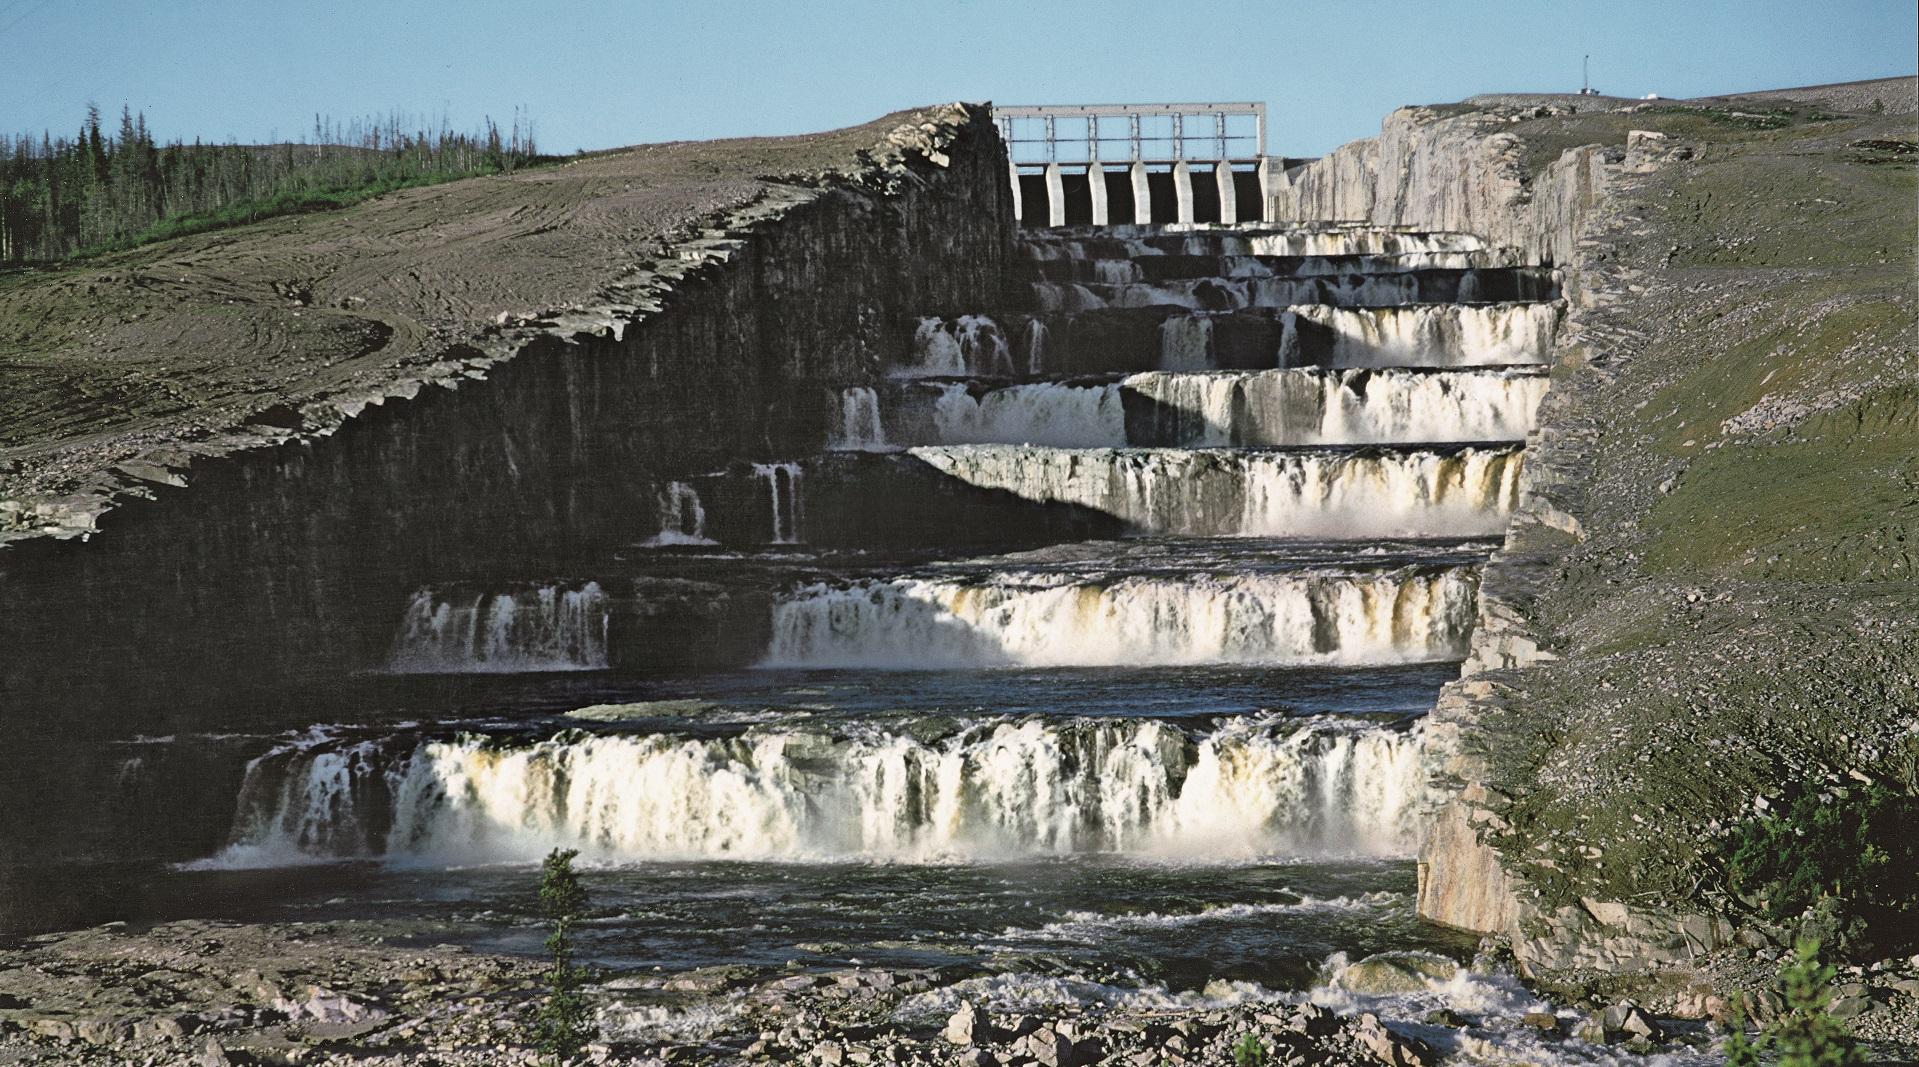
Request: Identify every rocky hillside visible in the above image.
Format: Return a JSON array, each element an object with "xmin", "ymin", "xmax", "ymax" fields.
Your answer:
[{"xmin": 1280, "ymin": 77, "xmax": 1917, "ymax": 1031}]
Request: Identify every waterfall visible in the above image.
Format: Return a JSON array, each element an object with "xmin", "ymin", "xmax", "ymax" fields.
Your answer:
[
  {"xmin": 1282, "ymin": 304, "xmax": 1560, "ymax": 367},
  {"xmin": 645, "ymin": 482, "xmax": 714, "ymax": 546},
  {"xmin": 206, "ymin": 715, "xmax": 1438, "ymax": 865},
  {"xmin": 1123, "ymin": 368, "xmax": 1548, "ymax": 446},
  {"xmin": 908, "ymin": 317, "xmax": 965, "ymax": 376},
  {"xmin": 910, "ymin": 444, "xmax": 1524, "ymax": 538},
  {"xmin": 1159, "ymin": 314, "xmax": 1214, "ymax": 371},
  {"xmin": 1023, "ymin": 319, "xmax": 1048, "ymax": 375},
  {"xmin": 1243, "ymin": 230, "xmax": 1487, "ymax": 257},
  {"xmin": 1457, "ymin": 270, "xmax": 1484, "ymax": 303},
  {"xmin": 761, "ymin": 568, "xmax": 1478, "ymax": 669},
  {"xmin": 1036, "ymin": 273, "xmax": 1496, "ymax": 312},
  {"xmin": 900, "ymin": 316, "xmax": 1016, "ymax": 377},
  {"xmin": 929, "ymin": 381, "xmax": 1125, "ymax": 448},
  {"xmin": 752, "ymin": 462, "xmax": 805, "ymax": 544},
  {"xmin": 829, "ymin": 387, "xmax": 888, "ymax": 451},
  {"xmin": 864, "ymin": 370, "xmax": 1544, "ymax": 449},
  {"xmin": 388, "ymin": 583, "xmax": 609, "ymax": 673}
]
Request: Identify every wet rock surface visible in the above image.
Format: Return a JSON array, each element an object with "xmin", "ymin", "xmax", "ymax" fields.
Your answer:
[{"xmin": 0, "ymin": 921, "xmax": 1753, "ymax": 1065}]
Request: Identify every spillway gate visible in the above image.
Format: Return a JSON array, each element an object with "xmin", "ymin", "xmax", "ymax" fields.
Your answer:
[{"xmin": 996, "ymin": 102, "xmax": 1294, "ymax": 227}]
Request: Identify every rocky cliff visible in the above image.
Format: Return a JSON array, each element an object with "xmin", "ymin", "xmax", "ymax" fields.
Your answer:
[
  {"xmin": 0, "ymin": 104, "xmax": 1012, "ymax": 884},
  {"xmin": 1279, "ymin": 80, "xmax": 1918, "ymax": 1013}
]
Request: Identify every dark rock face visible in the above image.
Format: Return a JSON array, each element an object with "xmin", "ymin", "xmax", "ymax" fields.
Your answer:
[{"xmin": 0, "ymin": 105, "xmax": 1012, "ymax": 881}]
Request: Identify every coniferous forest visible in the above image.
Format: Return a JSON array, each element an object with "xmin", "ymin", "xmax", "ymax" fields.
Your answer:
[{"xmin": 0, "ymin": 106, "xmax": 543, "ymax": 265}]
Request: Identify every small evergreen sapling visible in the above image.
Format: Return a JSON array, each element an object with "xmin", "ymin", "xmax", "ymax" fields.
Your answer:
[
  {"xmin": 1722, "ymin": 940, "xmax": 1864, "ymax": 1067},
  {"xmin": 534, "ymin": 847, "xmax": 592, "ymax": 1062}
]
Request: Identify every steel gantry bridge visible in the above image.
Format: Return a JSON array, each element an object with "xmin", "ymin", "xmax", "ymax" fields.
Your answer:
[{"xmin": 994, "ymin": 102, "xmax": 1293, "ymax": 227}]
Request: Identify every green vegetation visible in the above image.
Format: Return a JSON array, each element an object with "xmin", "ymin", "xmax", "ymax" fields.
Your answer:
[
  {"xmin": 1231, "ymin": 1031, "xmax": 1268, "ymax": 1066},
  {"xmin": 534, "ymin": 847, "xmax": 593, "ymax": 1062},
  {"xmin": 1724, "ymin": 941, "xmax": 1865, "ymax": 1067},
  {"xmin": 1726, "ymin": 786, "xmax": 1919, "ymax": 961},
  {"xmin": 1, "ymin": 106, "xmax": 544, "ymax": 265}
]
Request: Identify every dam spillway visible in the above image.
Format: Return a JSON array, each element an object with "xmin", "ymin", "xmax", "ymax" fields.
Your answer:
[
  {"xmin": 1, "ymin": 105, "xmax": 1567, "ymax": 1043},
  {"xmin": 180, "ymin": 215, "xmax": 1556, "ymax": 995}
]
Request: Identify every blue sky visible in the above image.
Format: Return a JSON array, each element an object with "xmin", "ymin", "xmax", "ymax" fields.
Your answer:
[{"xmin": 3, "ymin": 0, "xmax": 1913, "ymax": 157}]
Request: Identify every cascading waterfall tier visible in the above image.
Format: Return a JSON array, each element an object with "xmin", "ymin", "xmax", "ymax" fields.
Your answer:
[
  {"xmin": 761, "ymin": 567, "xmax": 1478, "ymax": 669},
  {"xmin": 909, "ymin": 444, "xmax": 1524, "ymax": 537},
  {"xmin": 1279, "ymin": 303, "xmax": 1559, "ymax": 368},
  {"xmin": 1031, "ymin": 268, "xmax": 1556, "ymax": 313},
  {"xmin": 645, "ymin": 481, "xmax": 714, "ymax": 545},
  {"xmin": 209, "ymin": 714, "xmax": 1436, "ymax": 865},
  {"xmin": 829, "ymin": 387, "xmax": 888, "ymax": 451},
  {"xmin": 1020, "ymin": 227, "xmax": 1504, "ymax": 261},
  {"xmin": 875, "ymin": 368, "xmax": 1546, "ymax": 449},
  {"xmin": 388, "ymin": 583, "xmax": 609, "ymax": 673},
  {"xmin": 1029, "ymin": 251, "xmax": 1508, "ymax": 282},
  {"xmin": 901, "ymin": 315, "xmax": 1019, "ymax": 377},
  {"xmin": 898, "ymin": 303, "xmax": 1557, "ymax": 378},
  {"xmin": 753, "ymin": 462, "xmax": 805, "ymax": 544}
]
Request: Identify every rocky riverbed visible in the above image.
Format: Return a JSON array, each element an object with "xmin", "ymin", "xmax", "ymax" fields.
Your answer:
[{"xmin": 3, "ymin": 918, "xmax": 1826, "ymax": 1066}]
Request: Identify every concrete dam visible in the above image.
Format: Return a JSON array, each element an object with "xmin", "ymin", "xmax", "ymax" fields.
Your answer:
[{"xmin": 2, "ymin": 82, "xmax": 1914, "ymax": 1065}]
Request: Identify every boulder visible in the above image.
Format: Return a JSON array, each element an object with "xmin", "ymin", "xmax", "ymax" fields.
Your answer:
[
  {"xmin": 945, "ymin": 1001, "xmax": 989, "ymax": 1045},
  {"xmin": 1352, "ymin": 1013, "xmax": 1436, "ymax": 1067},
  {"xmin": 1828, "ymin": 994, "xmax": 1871, "ymax": 1020},
  {"xmin": 1521, "ymin": 1010, "xmax": 1561, "ymax": 1034},
  {"xmin": 1017, "ymin": 1026, "xmax": 1082, "ymax": 1067},
  {"xmin": 75, "ymin": 1015, "xmax": 134, "ymax": 1045},
  {"xmin": 1600, "ymin": 1000, "xmax": 1663, "ymax": 1042},
  {"xmin": 1334, "ymin": 952, "xmax": 1460, "ymax": 995}
]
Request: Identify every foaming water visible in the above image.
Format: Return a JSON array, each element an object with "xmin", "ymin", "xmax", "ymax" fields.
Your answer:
[
  {"xmin": 1127, "ymin": 368, "xmax": 1545, "ymax": 446},
  {"xmin": 761, "ymin": 568, "xmax": 1477, "ymax": 669},
  {"xmin": 1019, "ymin": 228, "xmax": 1496, "ymax": 261},
  {"xmin": 1031, "ymin": 270, "xmax": 1544, "ymax": 313},
  {"xmin": 202, "ymin": 715, "xmax": 1436, "ymax": 866},
  {"xmin": 928, "ymin": 380, "xmax": 1124, "ymax": 447},
  {"xmin": 902, "ymin": 315, "xmax": 1015, "ymax": 377},
  {"xmin": 829, "ymin": 387, "xmax": 888, "ymax": 451},
  {"xmin": 910, "ymin": 444, "xmax": 1524, "ymax": 537},
  {"xmin": 753, "ymin": 462, "xmax": 805, "ymax": 543},
  {"xmin": 644, "ymin": 481, "xmax": 714, "ymax": 545},
  {"xmin": 1282, "ymin": 303, "xmax": 1560, "ymax": 367},
  {"xmin": 388, "ymin": 583, "xmax": 608, "ymax": 673},
  {"xmin": 885, "ymin": 369, "xmax": 1544, "ymax": 448}
]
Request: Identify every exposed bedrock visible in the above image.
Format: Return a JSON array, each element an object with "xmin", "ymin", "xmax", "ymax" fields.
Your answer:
[
  {"xmin": 1297, "ymin": 85, "xmax": 1919, "ymax": 998},
  {"xmin": 0, "ymin": 104, "xmax": 1012, "ymax": 877}
]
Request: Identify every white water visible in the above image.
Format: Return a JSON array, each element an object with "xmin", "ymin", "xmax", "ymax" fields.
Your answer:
[
  {"xmin": 752, "ymin": 462, "xmax": 804, "ymax": 544},
  {"xmin": 761, "ymin": 568, "xmax": 1477, "ymax": 669},
  {"xmin": 897, "ymin": 369, "xmax": 1543, "ymax": 448},
  {"xmin": 929, "ymin": 380, "xmax": 1124, "ymax": 447},
  {"xmin": 1033, "ymin": 273, "xmax": 1476, "ymax": 313},
  {"xmin": 828, "ymin": 387, "xmax": 888, "ymax": 451},
  {"xmin": 901, "ymin": 315, "xmax": 1016, "ymax": 377},
  {"xmin": 1127, "ymin": 368, "xmax": 1547, "ymax": 446},
  {"xmin": 1240, "ymin": 230, "xmax": 1488, "ymax": 258},
  {"xmin": 208, "ymin": 714, "xmax": 1436, "ymax": 865},
  {"xmin": 644, "ymin": 481, "xmax": 714, "ymax": 545},
  {"xmin": 1019, "ymin": 229, "xmax": 1497, "ymax": 260},
  {"xmin": 911, "ymin": 444, "xmax": 1524, "ymax": 537},
  {"xmin": 1159, "ymin": 314, "xmax": 1214, "ymax": 370},
  {"xmin": 1280, "ymin": 304, "xmax": 1560, "ymax": 367},
  {"xmin": 388, "ymin": 583, "xmax": 609, "ymax": 673}
]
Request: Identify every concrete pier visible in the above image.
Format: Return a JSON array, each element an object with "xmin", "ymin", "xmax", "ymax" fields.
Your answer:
[{"xmin": 996, "ymin": 103, "xmax": 1273, "ymax": 228}]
